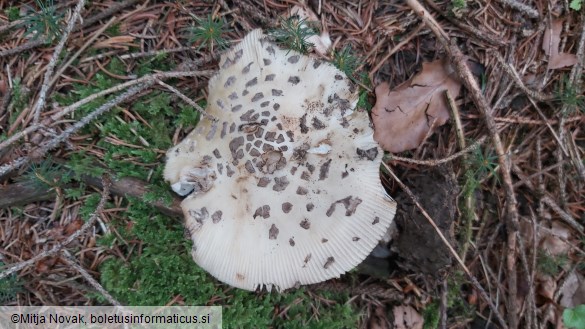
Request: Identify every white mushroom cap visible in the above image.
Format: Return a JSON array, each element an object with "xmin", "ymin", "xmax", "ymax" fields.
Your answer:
[{"xmin": 164, "ymin": 29, "xmax": 396, "ymax": 291}]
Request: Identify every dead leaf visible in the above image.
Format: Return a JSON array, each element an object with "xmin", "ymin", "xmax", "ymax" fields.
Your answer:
[
  {"xmin": 372, "ymin": 59, "xmax": 461, "ymax": 153},
  {"xmin": 392, "ymin": 305, "xmax": 423, "ymax": 329},
  {"xmin": 289, "ymin": 5, "xmax": 331, "ymax": 56},
  {"xmin": 549, "ymin": 53, "xmax": 578, "ymax": 70},
  {"xmin": 35, "ymin": 256, "xmax": 58, "ymax": 273},
  {"xmin": 63, "ymin": 219, "xmax": 84, "ymax": 235},
  {"xmin": 368, "ymin": 306, "xmax": 390, "ymax": 329},
  {"xmin": 0, "ymin": 79, "xmax": 6, "ymax": 95},
  {"xmin": 542, "ymin": 19, "xmax": 577, "ymax": 69},
  {"xmin": 540, "ymin": 221, "xmax": 571, "ymax": 256},
  {"xmin": 559, "ymin": 270, "xmax": 585, "ymax": 308},
  {"xmin": 537, "ymin": 274, "xmax": 557, "ymax": 301}
]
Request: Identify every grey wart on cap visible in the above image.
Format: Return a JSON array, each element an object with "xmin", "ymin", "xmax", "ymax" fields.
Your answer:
[{"xmin": 164, "ymin": 29, "xmax": 396, "ymax": 291}]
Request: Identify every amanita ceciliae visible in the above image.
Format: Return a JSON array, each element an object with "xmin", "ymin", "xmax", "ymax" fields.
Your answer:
[{"xmin": 164, "ymin": 29, "xmax": 396, "ymax": 291}]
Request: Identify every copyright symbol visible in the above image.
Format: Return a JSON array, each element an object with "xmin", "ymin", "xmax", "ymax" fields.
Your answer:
[{"xmin": 11, "ymin": 314, "xmax": 19, "ymax": 323}]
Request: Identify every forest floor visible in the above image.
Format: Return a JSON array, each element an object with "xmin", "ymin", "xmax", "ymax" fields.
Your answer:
[{"xmin": 0, "ymin": 1, "xmax": 584, "ymax": 328}]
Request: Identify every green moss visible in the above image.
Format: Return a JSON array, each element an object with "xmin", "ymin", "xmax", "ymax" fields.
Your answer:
[
  {"xmin": 537, "ymin": 250, "xmax": 568, "ymax": 276},
  {"xmin": 99, "ymin": 201, "xmax": 360, "ymax": 328},
  {"xmin": 0, "ymin": 264, "xmax": 23, "ymax": 304},
  {"xmin": 5, "ymin": 6, "xmax": 20, "ymax": 21},
  {"xmin": 423, "ymin": 301, "xmax": 440, "ymax": 329},
  {"xmin": 451, "ymin": 0, "xmax": 467, "ymax": 10}
]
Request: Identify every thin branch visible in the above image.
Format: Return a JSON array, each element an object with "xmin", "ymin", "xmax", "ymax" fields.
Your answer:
[
  {"xmin": 156, "ymin": 79, "xmax": 216, "ymax": 121},
  {"xmin": 31, "ymin": 0, "xmax": 87, "ymax": 124},
  {"xmin": 0, "ymin": 83, "xmax": 153, "ymax": 178},
  {"xmin": 0, "ymin": 38, "xmax": 48, "ymax": 58},
  {"xmin": 0, "ymin": 70, "xmax": 212, "ymax": 154},
  {"xmin": 405, "ymin": 1, "xmax": 520, "ymax": 327},
  {"xmin": 541, "ymin": 196, "xmax": 585, "ymax": 234},
  {"xmin": 386, "ymin": 136, "xmax": 486, "ymax": 166},
  {"xmin": 48, "ymin": 16, "xmax": 118, "ymax": 88},
  {"xmin": 0, "ymin": 175, "xmax": 111, "ymax": 280},
  {"xmin": 491, "ymin": 51, "xmax": 554, "ymax": 102},
  {"xmin": 495, "ymin": 0, "xmax": 539, "ymax": 18},
  {"xmin": 61, "ymin": 250, "xmax": 121, "ymax": 306},
  {"xmin": 383, "ymin": 162, "xmax": 508, "ymax": 329}
]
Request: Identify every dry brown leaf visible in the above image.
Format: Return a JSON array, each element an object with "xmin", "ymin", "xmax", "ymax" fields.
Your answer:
[
  {"xmin": 537, "ymin": 274, "xmax": 557, "ymax": 301},
  {"xmin": 540, "ymin": 221, "xmax": 572, "ymax": 256},
  {"xmin": 0, "ymin": 79, "xmax": 6, "ymax": 95},
  {"xmin": 372, "ymin": 59, "xmax": 461, "ymax": 153},
  {"xmin": 392, "ymin": 305, "xmax": 423, "ymax": 329},
  {"xmin": 63, "ymin": 219, "xmax": 84, "ymax": 235},
  {"xmin": 559, "ymin": 270, "xmax": 585, "ymax": 307},
  {"xmin": 542, "ymin": 19, "xmax": 577, "ymax": 69},
  {"xmin": 368, "ymin": 306, "xmax": 390, "ymax": 329}
]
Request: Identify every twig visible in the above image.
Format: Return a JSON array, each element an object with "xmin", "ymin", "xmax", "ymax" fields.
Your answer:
[
  {"xmin": 515, "ymin": 228, "xmax": 535, "ymax": 329},
  {"xmin": 0, "ymin": 38, "xmax": 48, "ymax": 58},
  {"xmin": 368, "ymin": 23, "xmax": 425, "ymax": 81},
  {"xmin": 0, "ymin": 172, "xmax": 183, "ymax": 217},
  {"xmin": 424, "ymin": 0, "xmax": 507, "ymax": 47},
  {"xmin": 491, "ymin": 51, "xmax": 553, "ymax": 102},
  {"xmin": 386, "ymin": 136, "xmax": 486, "ymax": 166},
  {"xmin": 541, "ymin": 196, "xmax": 585, "ymax": 234},
  {"xmin": 511, "ymin": 163, "xmax": 584, "ymax": 234},
  {"xmin": 156, "ymin": 79, "xmax": 217, "ymax": 121},
  {"xmin": 0, "ymin": 70, "xmax": 212, "ymax": 154},
  {"xmin": 0, "ymin": 83, "xmax": 153, "ymax": 178},
  {"xmin": 568, "ymin": 10, "xmax": 585, "ymax": 85},
  {"xmin": 48, "ymin": 16, "xmax": 118, "ymax": 88},
  {"xmin": 382, "ymin": 162, "xmax": 508, "ymax": 329},
  {"xmin": 446, "ymin": 90, "xmax": 475, "ymax": 260},
  {"xmin": 73, "ymin": 0, "xmax": 141, "ymax": 32},
  {"xmin": 81, "ymin": 46, "xmax": 203, "ymax": 62},
  {"xmin": 405, "ymin": 1, "xmax": 519, "ymax": 327},
  {"xmin": 556, "ymin": 121, "xmax": 568, "ymax": 209},
  {"xmin": 566, "ymin": 129, "xmax": 585, "ymax": 182},
  {"xmin": 61, "ymin": 250, "xmax": 121, "ymax": 306},
  {"xmin": 31, "ymin": 0, "xmax": 86, "ymax": 125},
  {"xmin": 51, "ymin": 71, "xmax": 213, "ymax": 121},
  {"xmin": 0, "ymin": 175, "xmax": 111, "ymax": 280},
  {"xmin": 495, "ymin": 0, "xmax": 539, "ymax": 18},
  {"xmin": 439, "ymin": 279, "xmax": 448, "ymax": 329}
]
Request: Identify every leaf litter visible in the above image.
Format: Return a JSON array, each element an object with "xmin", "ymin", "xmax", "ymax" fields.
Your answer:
[
  {"xmin": 543, "ymin": 18, "xmax": 578, "ymax": 70},
  {"xmin": 372, "ymin": 58, "xmax": 461, "ymax": 153}
]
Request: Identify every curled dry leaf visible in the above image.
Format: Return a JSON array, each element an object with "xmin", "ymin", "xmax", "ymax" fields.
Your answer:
[
  {"xmin": 372, "ymin": 59, "xmax": 461, "ymax": 153},
  {"xmin": 392, "ymin": 305, "xmax": 423, "ymax": 329},
  {"xmin": 559, "ymin": 270, "xmax": 585, "ymax": 308},
  {"xmin": 289, "ymin": 5, "xmax": 331, "ymax": 56},
  {"xmin": 540, "ymin": 220, "xmax": 572, "ymax": 256},
  {"xmin": 542, "ymin": 19, "xmax": 577, "ymax": 70},
  {"xmin": 537, "ymin": 274, "xmax": 557, "ymax": 301}
]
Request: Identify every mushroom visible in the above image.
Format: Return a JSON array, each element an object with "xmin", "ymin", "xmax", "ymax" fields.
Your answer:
[{"xmin": 164, "ymin": 29, "xmax": 396, "ymax": 291}]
